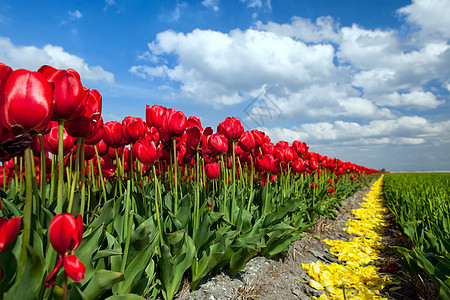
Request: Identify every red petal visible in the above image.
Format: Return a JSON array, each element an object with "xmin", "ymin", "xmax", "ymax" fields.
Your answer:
[
  {"xmin": 63, "ymin": 253, "xmax": 85, "ymax": 282},
  {"xmin": 44, "ymin": 255, "xmax": 64, "ymax": 289},
  {"xmin": 49, "ymin": 214, "xmax": 77, "ymax": 254}
]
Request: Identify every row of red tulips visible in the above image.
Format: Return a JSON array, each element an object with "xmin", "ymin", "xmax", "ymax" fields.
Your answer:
[{"xmin": 0, "ymin": 62, "xmax": 380, "ymax": 299}]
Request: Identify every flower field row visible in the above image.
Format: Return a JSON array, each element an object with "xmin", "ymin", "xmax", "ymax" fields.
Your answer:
[
  {"xmin": 303, "ymin": 176, "xmax": 395, "ymax": 299},
  {"xmin": 0, "ymin": 63, "xmax": 380, "ymax": 299},
  {"xmin": 383, "ymin": 173, "xmax": 450, "ymax": 299}
]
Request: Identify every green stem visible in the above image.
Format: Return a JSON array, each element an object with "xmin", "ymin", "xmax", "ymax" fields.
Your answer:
[
  {"xmin": 115, "ymin": 148, "xmax": 123, "ymax": 196},
  {"xmin": 19, "ymin": 147, "xmax": 33, "ymax": 278},
  {"xmin": 153, "ymin": 165, "xmax": 163, "ymax": 245},
  {"xmin": 79, "ymin": 139, "xmax": 86, "ymax": 216},
  {"xmin": 94, "ymin": 145, "xmax": 108, "ymax": 203},
  {"xmin": 172, "ymin": 137, "xmax": 178, "ymax": 215},
  {"xmin": 68, "ymin": 138, "xmax": 82, "ymax": 213},
  {"xmin": 38, "ymin": 135, "xmax": 46, "ymax": 206},
  {"xmin": 57, "ymin": 120, "xmax": 65, "ymax": 214},
  {"xmin": 49, "ymin": 154, "xmax": 57, "ymax": 207},
  {"xmin": 63, "ymin": 272, "xmax": 68, "ymax": 300}
]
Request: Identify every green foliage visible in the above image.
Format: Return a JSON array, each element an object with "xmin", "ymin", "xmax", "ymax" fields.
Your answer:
[{"xmin": 383, "ymin": 173, "xmax": 450, "ymax": 299}]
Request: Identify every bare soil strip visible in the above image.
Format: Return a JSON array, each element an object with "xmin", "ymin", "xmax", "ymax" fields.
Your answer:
[{"xmin": 176, "ymin": 180, "xmax": 437, "ymax": 300}]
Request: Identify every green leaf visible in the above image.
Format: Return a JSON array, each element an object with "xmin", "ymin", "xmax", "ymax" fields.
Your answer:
[
  {"xmin": 160, "ymin": 231, "xmax": 195, "ymax": 300},
  {"xmin": 105, "ymin": 294, "xmax": 146, "ymax": 300},
  {"xmin": 4, "ymin": 245, "xmax": 44, "ymax": 300},
  {"xmin": 92, "ymin": 249, "xmax": 123, "ymax": 261},
  {"xmin": 83, "ymin": 269, "xmax": 124, "ymax": 300},
  {"xmin": 118, "ymin": 231, "xmax": 158, "ymax": 294},
  {"xmin": 77, "ymin": 224, "xmax": 105, "ymax": 284},
  {"xmin": 88, "ymin": 198, "xmax": 115, "ymax": 229}
]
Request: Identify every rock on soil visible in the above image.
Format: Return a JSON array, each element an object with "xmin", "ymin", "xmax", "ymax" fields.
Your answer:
[{"xmin": 175, "ymin": 181, "xmax": 435, "ymax": 300}]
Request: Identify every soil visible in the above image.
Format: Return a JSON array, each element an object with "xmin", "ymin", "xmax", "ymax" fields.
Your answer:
[{"xmin": 175, "ymin": 181, "xmax": 439, "ymax": 300}]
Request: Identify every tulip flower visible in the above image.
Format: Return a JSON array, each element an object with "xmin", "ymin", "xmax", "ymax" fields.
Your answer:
[
  {"xmin": 146, "ymin": 104, "xmax": 166, "ymax": 129},
  {"xmin": 43, "ymin": 121, "xmax": 76, "ymax": 155},
  {"xmin": 122, "ymin": 116, "xmax": 145, "ymax": 144},
  {"xmin": 238, "ymin": 131, "xmax": 255, "ymax": 152},
  {"xmin": 205, "ymin": 162, "xmax": 220, "ymax": 180},
  {"xmin": 0, "ymin": 217, "xmax": 21, "ymax": 252},
  {"xmin": 133, "ymin": 135, "xmax": 159, "ymax": 166},
  {"xmin": 217, "ymin": 117, "xmax": 244, "ymax": 141},
  {"xmin": 45, "ymin": 213, "xmax": 85, "ymax": 289},
  {"xmin": 65, "ymin": 89, "xmax": 102, "ymax": 139},
  {"xmin": 3, "ymin": 69, "xmax": 54, "ymax": 133},
  {"xmin": 162, "ymin": 108, "xmax": 187, "ymax": 137},
  {"xmin": 38, "ymin": 66, "xmax": 84, "ymax": 121},
  {"xmin": 102, "ymin": 121, "xmax": 123, "ymax": 148},
  {"xmin": 208, "ymin": 133, "xmax": 228, "ymax": 155},
  {"xmin": 185, "ymin": 126, "xmax": 201, "ymax": 154}
]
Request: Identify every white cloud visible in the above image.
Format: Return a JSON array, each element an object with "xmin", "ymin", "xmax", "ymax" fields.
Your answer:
[
  {"xmin": 262, "ymin": 117, "xmax": 450, "ymax": 145},
  {"xmin": 202, "ymin": 0, "xmax": 219, "ymax": 11},
  {"xmin": 257, "ymin": 16, "xmax": 340, "ymax": 43},
  {"xmin": 68, "ymin": 10, "xmax": 82, "ymax": 19},
  {"xmin": 398, "ymin": 0, "xmax": 450, "ymax": 40},
  {"xmin": 0, "ymin": 37, "xmax": 114, "ymax": 83}
]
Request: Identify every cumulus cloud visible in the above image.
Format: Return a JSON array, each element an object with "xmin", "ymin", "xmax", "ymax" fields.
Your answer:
[
  {"xmin": 130, "ymin": 0, "xmax": 449, "ymax": 167},
  {"xmin": 261, "ymin": 117, "xmax": 450, "ymax": 145},
  {"xmin": 398, "ymin": 0, "xmax": 450, "ymax": 40},
  {"xmin": 131, "ymin": 0, "xmax": 449, "ymax": 120},
  {"xmin": 68, "ymin": 10, "xmax": 82, "ymax": 19},
  {"xmin": 0, "ymin": 37, "xmax": 114, "ymax": 83}
]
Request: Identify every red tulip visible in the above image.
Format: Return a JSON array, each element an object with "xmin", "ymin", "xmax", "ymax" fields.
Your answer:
[
  {"xmin": 84, "ymin": 118, "xmax": 104, "ymax": 145},
  {"xmin": 258, "ymin": 154, "xmax": 278, "ymax": 173},
  {"xmin": 3, "ymin": 69, "xmax": 54, "ymax": 133},
  {"xmin": 162, "ymin": 108, "xmax": 187, "ymax": 137},
  {"xmin": 261, "ymin": 142, "xmax": 275, "ymax": 155},
  {"xmin": 102, "ymin": 121, "xmax": 123, "ymax": 148},
  {"xmin": 96, "ymin": 139, "xmax": 109, "ymax": 156},
  {"xmin": 145, "ymin": 125, "xmax": 160, "ymax": 143},
  {"xmin": 133, "ymin": 135, "xmax": 159, "ymax": 165},
  {"xmin": 186, "ymin": 116, "xmax": 203, "ymax": 131},
  {"xmin": 122, "ymin": 116, "xmax": 145, "ymax": 144},
  {"xmin": 185, "ymin": 126, "xmax": 201, "ymax": 154},
  {"xmin": 292, "ymin": 140, "xmax": 308, "ymax": 156},
  {"xmin": 238, "ymin": 131, "xmax": 255, "ymax": 152},
  {"xmin": 43, "ymin": 121, "xmax": 76, "ymax": 155},
  {"xmin": 146, "ymin": 104, "xmax": 166, "ymax": 129},
  {"xmin": 208, "ymin": 133, "xmax": 228, "ymax": 155},
  {"xmin": 0, "ymin": 217, "xmax": 21, "ymax": 251},
  {"xmin": 48, "ymin": 213, "xmax": 82, "ymax": 254},
  {"xmin": 65, "ymin": 89, "xmax": 102, "ymax": 139},
  {"xmin": 205, "ymin": 162, "xmax": 220, "ymax": 180},
  {"xmin": 251, "ymin": 129, "xmax": 265, "ymax": 147},
  {"xmin": 311, "ymin": 182, "xmax": 318, "ymax": 189},
  {"xmin": 38, "ymin": 66, "xmax": 84, "ymax": 121},
  {"xmin": 0, "ymin": 63, "xmax": 12, "ymax": 111},
  {"xmin": 217, "ymin": 117, "xmax": 244, "ymax": 141},
  {"xmin": 45, "ymin": 213, "xmax": 85, "ymax": 288}
]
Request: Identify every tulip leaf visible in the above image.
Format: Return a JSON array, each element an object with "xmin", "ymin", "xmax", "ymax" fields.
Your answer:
[
  {"xmin": 82, "ymin": 269, "xmax": 124, "ymax": 300},
  {"xmin": 105, "ymin": 294, "xmax": 145, "ymax": 300},
  {"xmin": 88, "ymin": 198, "xmax": 115, "ymax": 229},
  {"xmin": 118, "ymin": 230, "xmax": 158, "ymax": 294},
  {"xmin": 92, "ymin": 249, "xmax": 123, "ymax": 261},
  {"xmin": 4, "ymin": 245, "xmax": 44, "ymax": 300},
  {"xmin": 77, "ymin": 224, "xmax": 105, "ymax": 284},
  {"xmin": 160, "ymin": 231, "xmax": 195, "ymax": 300}
]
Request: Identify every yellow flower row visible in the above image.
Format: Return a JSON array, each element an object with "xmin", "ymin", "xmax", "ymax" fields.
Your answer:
[{"xmin": 302, "ymin": 176, "xmax": 394, "ymax": 299}]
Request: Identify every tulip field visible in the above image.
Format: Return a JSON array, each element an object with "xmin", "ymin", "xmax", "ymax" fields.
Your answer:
[
  {"xmin": 383, "ymin": 173, "xmax": 450, "ymax": 299},
  {"xmin": 5, "ymin": 62, "xmax": 439, "ymax": 300}
]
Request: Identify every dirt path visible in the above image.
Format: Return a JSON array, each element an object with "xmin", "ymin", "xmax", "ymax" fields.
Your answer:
[{"xmin": 176, "ymin": 181, "xmax": 436, "ymax": 300}]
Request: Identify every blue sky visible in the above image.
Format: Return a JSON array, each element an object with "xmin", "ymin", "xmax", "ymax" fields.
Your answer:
[{"xmin": 1, "ymin": 0, "xmax": 449, "ymax": 171}]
